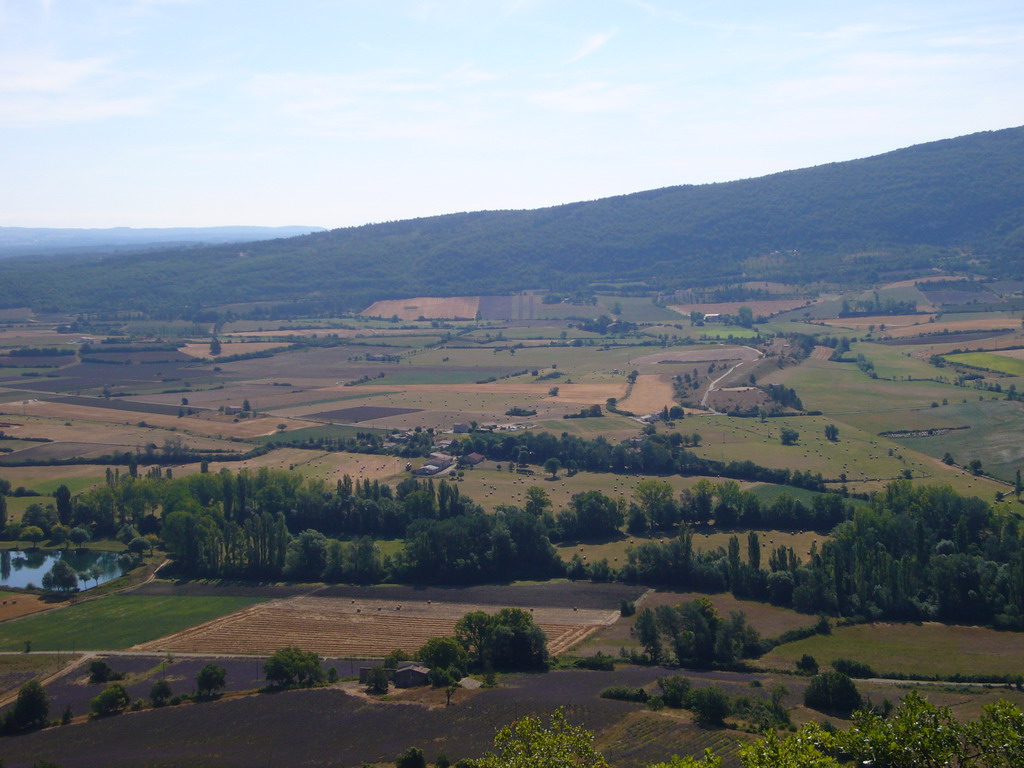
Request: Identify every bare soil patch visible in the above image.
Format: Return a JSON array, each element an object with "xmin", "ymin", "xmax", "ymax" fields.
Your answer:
[
  {"xmin": 133, "ymin": 596, "xmax": 617, "ymax": 657},
  {"xmin": 363, "ymin": 296, "xmax": 481, "ymax": 321},
  {"xmin": 619, "ymin": 375, "xmax": 677, "ymax": 415},
  {"xmin": 884, "ymin": 318, "xmax": 1018, "ymax": 338}
]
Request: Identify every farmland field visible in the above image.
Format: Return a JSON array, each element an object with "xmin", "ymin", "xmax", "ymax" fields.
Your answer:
[
  {"xmin": 362, "ymin": 296, "xmax": 480, "ymax": 320},
  {"xmin": 758, "ymin": 622, "xmax": 1024, "ymax": 677},
  {"xmin": 134, "ymin": 595, "xmax": 619, "ymax": 657},
  {"xmin": 943, "ymin": 351, "xmax": 1024, "ymax": 376},
  {"xmin": 0, "ymin": 595, "xmax": 266, "ymax": 652}
]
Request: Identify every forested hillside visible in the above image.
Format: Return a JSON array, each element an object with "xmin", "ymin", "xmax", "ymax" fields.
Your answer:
[{"xmin": 2, "ymin": 126, "xmax": 1023, "ymax": 316}]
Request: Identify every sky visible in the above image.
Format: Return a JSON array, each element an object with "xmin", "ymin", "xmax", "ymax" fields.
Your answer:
[{"xmin": 2, "ymin": 0, "xmax": 1023, "ymax": 229}]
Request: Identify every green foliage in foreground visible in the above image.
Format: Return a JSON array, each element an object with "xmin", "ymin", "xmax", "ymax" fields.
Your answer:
[
  {"xmin": 467, "ymin": 694, "xmax": 1024, "ymax": 768},
  {"xmin": 0, "ymin": 595, "xmax": 265, "ymax": 652}
]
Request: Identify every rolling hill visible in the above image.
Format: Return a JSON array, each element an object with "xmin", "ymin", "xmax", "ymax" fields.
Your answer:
[{"xmin": 1, "ymin": 126, "xmax": 1022, "ymax": 317}]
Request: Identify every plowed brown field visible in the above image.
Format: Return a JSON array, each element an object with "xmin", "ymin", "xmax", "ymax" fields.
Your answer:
[{"xmin": 134, "ymin": 596, "xmax": 617, "ymax": 657}]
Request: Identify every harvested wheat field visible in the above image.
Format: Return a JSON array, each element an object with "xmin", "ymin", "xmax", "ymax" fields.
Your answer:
[
  {"xmin": 179, "ymin": 342, "xmax": 285, "ymax": 359},
  {"xmin": 7, "ymin": 400, "xmax": 306, "ymax": 439},
  {"xmin": 619, "ymin": 375, "xmax": 677, "ymax": 415},
  {"xmin": 363, "ymin": 296, "xmax": 480, "ymax": 321},
  {"xmin": 821, "ymin": 314, "xmax": 934, "ymax": 331},
  {"xmin": 134, "ymin": 596, "xmax": 617, "ymax": 657},
  {"xmin": 809, "ymin": 345, "xmax": 834, "ymax": 361}
]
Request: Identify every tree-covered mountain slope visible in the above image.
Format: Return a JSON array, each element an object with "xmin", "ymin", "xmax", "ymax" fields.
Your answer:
[{"xmin": 2, "ymin": 126, "xmax": 1022, "ymax": 316}]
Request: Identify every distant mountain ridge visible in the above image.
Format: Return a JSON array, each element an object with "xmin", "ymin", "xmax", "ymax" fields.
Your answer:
[
  {"xmin": 1, "ymin": 126, "xmax": 1022, "ymax": 315},
  {"xmin": 0, "ymin": 225, "xmax": 325, "ymax": 259}
]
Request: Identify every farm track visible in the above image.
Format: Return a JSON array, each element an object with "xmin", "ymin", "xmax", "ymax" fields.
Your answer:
[{"xmin": 132, "ymin": 596, "xmax": 617, "ymax": 657}]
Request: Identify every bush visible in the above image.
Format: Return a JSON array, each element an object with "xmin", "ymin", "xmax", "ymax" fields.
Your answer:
[
  {"xmin": 396, "ymin": 747, "xmax": 427, "ymax": 768},
  {"xmin": 599, "ymin": 686, "xmax": 649, "ymax": 703},
  {"xmin": 88, "ymin": 660, "xmax": 124, "ymax": 684},
  {"xmin": 619, "ymin": 599, "xmax": 636, "ymax": 617},
  {"xmin": 150, "ymin": 679, "xmax": 172, "ymax": 707},
  {"xmin": 91, "ymin": 684, "xmax": 130, "ymax": 717},
  {"xmin": 795, "ymin": 654, "xmax": 819, "ymax": 675},
  {"xmin": 804, "ymin": 671, "xmax": 862, "ymax": 716},
  {"xmin": 832, "ymin": 658, "xmax": 876, "ymax": 678},
  {"xmin": 690, "ymin": 686, "xmax": 730, "ymax": 726},
  {"xmin": 657, "ymin": 676, "xmax": 691, "ymax": 709}
]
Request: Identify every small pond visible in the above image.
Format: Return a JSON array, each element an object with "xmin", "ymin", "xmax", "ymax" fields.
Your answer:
[{"xmin": 0, "ymin": 549, "xmax": 124, "ymax": 590}]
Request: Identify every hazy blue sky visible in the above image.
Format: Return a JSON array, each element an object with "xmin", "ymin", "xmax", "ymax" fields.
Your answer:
[{"xmin": 2, "ymin": 0, "xmax": 1023, "ymax": 228}]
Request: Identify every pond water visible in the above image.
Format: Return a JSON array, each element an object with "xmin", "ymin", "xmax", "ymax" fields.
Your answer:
[{"xmin": 0, "ymin": 549, "xmax": 124, "ymax": 590}]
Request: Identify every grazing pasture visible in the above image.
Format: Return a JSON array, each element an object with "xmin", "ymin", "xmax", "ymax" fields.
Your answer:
[{"xmin": 758, "ymin": 622, "xmax": 1024, "ymax": 678}]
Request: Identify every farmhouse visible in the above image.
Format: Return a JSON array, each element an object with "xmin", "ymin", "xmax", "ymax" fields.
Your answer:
[
  {"xmin": 452, "ymin": 423, "xmax": 470, "ymax": 434},
  {"xmin": 393, "ymin": 664, "xmax": 431, "ymax": 688},
  {"xmin": 462, "ymin": 452, "xmax": 486, "ymax": 466}
]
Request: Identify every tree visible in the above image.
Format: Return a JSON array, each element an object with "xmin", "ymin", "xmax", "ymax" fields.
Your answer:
[
  {"xmin": 209, "ymin": 337, "xmax": 222, "ymax": 356},
  {"xmin": 365, "ymin": 665, "xmax": 389, "ymax": 694},
  {"xmin": 635, "ymin": 608, "xmax": 661, "ymax": 662},
  {"xmin": 196, "ymin": 663, "xmax": 226, "ymax": 698},
  {"xmin": 472, "ymin": 709, "xmax": 610, "ymax": 768},
  {"xmin": 150, "ymin": 678, "xmax": 172, "ymax": 707},
  {"xmin": 737, "ymin": 306, "xmax": 754, "ymax": 328},
  {"xmin": 548, "ymin": 386, "xmax": 559, "ymax": 396},
  {"xmin": 1, "ymin": 679, "xmax": 49, "ymax": 733},
  {"xmin": 128, "ymin": 536, "xmax": 149, "ymax": 556},
  {"xmin": 0, "ymin": 492, "xmax": 6, "ymax": 532},
  {"xmin": 264, "ymin": 646, "xmax": 322, "ymax": 687},
  {"xmin": 804, "ymin": 670, "xmax": 861, "ymax": 716},
  {"xmin": 91, "ymin": 683, "xmax": 130, "ymax": 716},
  {"xmin": 417, "ymin": 636, "xmax": 469, "ymax": 674},
  {"xmin": 690, "ymin": 686, "xmax": 730, "ymax": 726},
  {"xmin": 524, "ymin": 486, "xmax": 551, "ymax": 516},
  {"xmin": 54, "ymin": 484, "xmax": 73, "ymax": 526},
  {"xmin": 543, "ymin": 457, "xmax": 562, "ymax": 478},
  {"xmin": 89, "ymin": 659, "xmax": 121, "ymax": 684},
  {"xmin": 20, "ymin": 525, "xmax": 45, "ymax": 548},
  {"xmin": 634, "ymin": 478, "xmax": 674, "ymax": 531},
  {"xmin": 69, "ymin": 526, "xmax": 90, "ymax": 549},
  {"xmin": 779, "ymin": 427, "xmax": 799, "ymax": 446},
  {"xmin": 42, "ymin": 559, "xmax": 78, "ymax": 592},
  {"xmin": 824, "ymin": 423, "xmax": 839, "ymax": 442}
]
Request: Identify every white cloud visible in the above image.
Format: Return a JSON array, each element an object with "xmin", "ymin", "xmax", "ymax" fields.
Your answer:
[{"xmin": 565, "ymin": 30, "xmax": 617, "ymax": 64}]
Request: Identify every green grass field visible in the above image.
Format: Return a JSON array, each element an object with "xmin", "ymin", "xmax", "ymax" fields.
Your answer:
[
  {"xmin": 943, "ymin": 351, "xmax": 1024, "ymax": 376},
  {"xmin": 0, "ymin": 595, "xmax": 265, "ymax": 652},
  {"xmin": 759, "ymin": 622, "xmax": 1024, "ymax": 678},
  {"xmin": 878, "ymin": 399, "xmax": 1024, "ymax": 483},
  {"xmin": 253, "ymin": 424, "xmax": 389, "ymax": 444}
]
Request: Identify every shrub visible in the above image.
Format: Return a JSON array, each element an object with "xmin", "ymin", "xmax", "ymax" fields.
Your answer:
[
  {"xmin": 804, "ymin": 671, "xmax": 862, "ymax": 716},
  {"xmin": 91, "ymin": 684, "xmax": 130, "ymax": 717},
  {"xmin": 88, "ymin": 660, "xmax": 123, "ymax": 684},
  {"xmin": 599, "ymin": 686, "xmax": 649, "ymax": 703},
  {"xmin": 690, "ymin": 686, "xmax": 730, "ymax": 726},
  {"xmin": 832, "ymin": 658, "xmax": 876, "ymax": 678}
]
